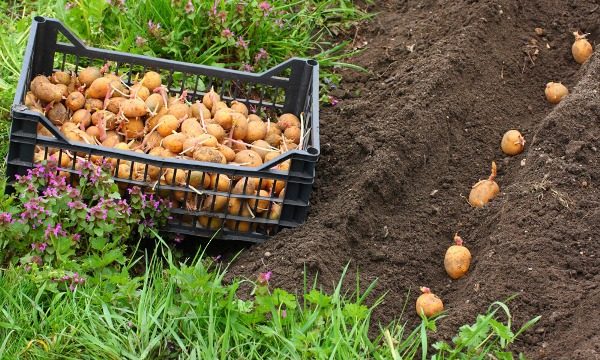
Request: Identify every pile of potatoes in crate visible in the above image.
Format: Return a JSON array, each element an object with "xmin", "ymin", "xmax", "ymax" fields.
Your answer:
[{"xmin": 24, "ymin": 66, "xmax": 305, "ymax": 231}]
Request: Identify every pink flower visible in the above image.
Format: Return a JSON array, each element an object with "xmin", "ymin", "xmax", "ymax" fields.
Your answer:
[
  {"xmin": 65, "ymin": 2, "xmax": 75, "ymax": 9},
  {"xmin": 221, "ymin": 28, "xmax": 234, "ymax": 38},
  {"xmin": 38, "ymin": 243, "xmax": 48, "ymax": 252},
  {"xmin": 254, "ymin": 48, "xmax": 268, "ymax": 62},
  {"xmin": 148, "ymin": 20, "xmax": 161, "ymax": 36},
  {"xmin": 185, "ymin": 0, "xmax": 194, "ymax": 14},
  {"xmin": 0, "ymin": 212, "xmax": 13, "ymax": 224},
  {"xmin": 136, "ymin": 36, "xmax": 147, "ymax": 47},
  {"xmin": 217, "ymin": 11, "xmax": 227, "ymax": 22},
  {"xmin": 281, "ymin": 309, "xmax": 287, "ymax": 318},
  {"xmin": 236, "ymin": 36, "xmax": 248, "ymax": 49},
  {"xmin": 328, "ymin": 95, "xmax": 339, "ymax": 107},
  {"xmin": 45, "ymin": 223, "xmax": 65, "ymax": 238},
  {"xmin": 242, "ymin": 64, "xmax": 255, "ymax": 72},
  {"xmin": 257, "ymin": 271, "xmax": 272, "ymax": 285},
  {"xmin": 259, "ymin": 1, "xmax": 272, "ymax": 15}
]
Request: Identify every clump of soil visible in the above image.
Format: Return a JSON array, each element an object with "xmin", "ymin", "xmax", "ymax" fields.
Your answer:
[{"xmin": 227, "ymin": 1, "xmax": 600, "ymax": 358}]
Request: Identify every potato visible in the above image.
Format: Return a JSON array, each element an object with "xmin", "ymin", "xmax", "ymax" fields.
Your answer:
[
  {"xmin": 248, "ymin": 114, "xmax": 262, "ymax": 123},
  {"xmin": 232, "ymin": 177, "xmax": 256, "ymax": 196},
  {"xmin": 121, "ymin": 98, "xmax": 147, "ymax": 117},
  {"xmin": 230, "ymin": 100, "xmax": 248, "ymax": 116},
  {"xmin": 214, "ymin": 109, "xmax": 233, "ymax": 130},
  {"xmin": 217, "ymin": 144, "xmax": 235, "ymax": 162},
  {"xmin": 284, "ymin": 126, "xmax": 301, "ymax": 145},
  {"xmin": 201, "ymin": 195, "xmax": 228, "ymax": 212},
  {"xmin": 202, "ymin": 88, "xmax": 220, "ymax": 110},
  {"xmin": 85, "ymin": 98, "xmax": 104, "ymax": 113},
  {"xmin": 91, "ymin": 110, "xmax": 117, "ymax": 130},
  {"xmin": 191, "ymin": 101, "xmax": 211, "ymax": 121},
  {"xmin": 210, "ymin": 173, "xmax": 231, "ymax": 192},
  {"xmin": 86, "ymin": 125, "xmax": 101, "ymax": 139},
  {"xmin": 267, "ymin": 203, "xmax": 282, "ymax": 221},
  {"xmin": 37, "ymin": 123, "xmax": 53, "ymax": 137},
  {"xmin": 142, "ymin": 131, "xmax": 163, "ymax": 151},
  {"xmin": 231, "ymin": 113, "xmax": 248, "ymax": 140},
  {"xmin": 146, "ymin": 107, "xmax": 168, "ymax": 131},
  {"xmin": 130, "ymin": 83, "xmax": 150, "ymax": 100},
  {"xmin": 64, "ymin": 127, "xmax": 93, "ymax": 145},
  {"xmin": 211, "ymin": 101, "xmax": 229, "ymax": 116},
  {"xmin": 415, "ymin": 287, "xmax": 444, "ymax": 318},
  {"xmin": 206, "ymin": 123, "xmax": 225, "ymax": 142},
  {"xmin": 116, "ymin": 163, "xmax": 132, "ymax": 179},
  {"xmin": 277, "ymin": 113, "xmax": 300, "ymax": 131},
  {"xmin": 78, "ymin": 67, "xmax": 102, "ymax": 87},
  {"xmin": 66, "ymin": 91, "xmax": 85, "ymax": 111},
  {"xmin": 444, "ymin": 234, "xmax": 472, "ymax": 280},
  {"xmin": 56, "ymin": 84, "xmax": 69, "ymax": 97},
  {"xmin": 181, "ymin": 118, "xmax": 203, "ymax": 137},
  {"xmin": 51, "ymin": 71, "xmax": 71, "ymax": 85},
  {"xmin": 30, "ymin": 75, "xmax": 63, "ymax": 103},
  {"xmin": 234, "ymin": 150, "xmax": 263, "ymax": 167},
  {"xmin": 47, "ymin": 103, "xmax": 68, "ymax": 125},
  {"xmin": 145, "ymin": 93, "xmax": 165, "ymax": 114},
  {"xmin": 164, "ymin": 168, "xmax": 188, "ymax": 185},
  {"xmin": 105, "ymin": 97, "xmax": 125, "ymax": 114},
  {"xmin": 86, "ymin": 77, "xmax": 113, "ymax": 99},
  {"xmin": 123, "ymin": 118, "xmax": 145, "ymax": 139},
  {"xmin": 196, "ymin": 133, "xmax": 218, "ymax": 148},
  {"xmin": 251, "ymin": 140, "xmax": 273, "ymax": 160},
  {"xmin": 142, "ymin": 71, "xmax": 162, "ymax": 91},
  {"xmin": 249, "ymin": 190, "xmax": 271, "ymax": 214},
  {"xmin": 102, "ymin": 131, "xmax": 121, "ymax": 148},
  {"xmin": 244, "ymin": 120, "xmax": 267, "ymax": 142},
  {"xmin": 198, "ymin": 216, "xmax": 223, "ymax": 230},
  {"xmin": 168, "ymin": 103, "xmax": 191, "ymax": 119},
  {"xmin": 163, "ymin": 133, "xmax": 187, "ymax": 154},
  {"xmin": 265, "ymin": 132, "xmax": 282, "ymax": 148},
  {"xmin": 189, "ymin": 171, "xmax": 210, "ymax": 189},
  {"xmin": 231, "ymin": 141, "xmax": 248, "ymax": 153},
  {"xmin": 227, "ymin": 198, "xmax": 244, "ymax": 215},
  {"xmin": 157, "ymin": 115, "xmax": 180, "ymax": 137},
  {"xmin": 193, "ymin": 147, "xmax": 226, "ymax": 163},
  {"xmin": 225, "ymin": 205, "xmax": 253, "ymax": 233},
  {"xmin": 25, "ymin": 91, "xmax": 38, "ymax": 108},
  {"xmin": 263, "ymin": 151, "xmax": 281, "ymax": 163}
]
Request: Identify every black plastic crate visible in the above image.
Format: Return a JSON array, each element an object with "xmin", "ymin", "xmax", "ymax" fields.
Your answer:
[{"xmin": 7, "ymin": 16, "xmax": 320, "ymax": 243}]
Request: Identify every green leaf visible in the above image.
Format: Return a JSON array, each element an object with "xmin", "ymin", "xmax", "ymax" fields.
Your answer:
[
  {"xmin": 90, "ymin": 237, "xmax": 107, "ymax": 250},
  {"xmin": 489, "ymin": 318, "xmax": 514, "ymax": 342}
]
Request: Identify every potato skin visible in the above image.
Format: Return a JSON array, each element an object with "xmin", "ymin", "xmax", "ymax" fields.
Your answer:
[
  {"xmin": 415, "ymin": 292, "xmax": 444, "ymax": 317},
  {"xmin": 444, "ymin": 245, "xmax": 472, "ymax": 279},
  {"xmin": 31, "ymin": 75, "xmax": 63, "ymax": 103},
  {"xmin": 468, "ymin": 180, "xmax": 499, "ymax": 208}
]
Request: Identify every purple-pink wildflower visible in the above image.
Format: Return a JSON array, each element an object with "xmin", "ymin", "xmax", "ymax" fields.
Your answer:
[
  {"xmin": 254, "ymin": 48, "xmax": 269, "ymax": 62},
  {"xmin": 136, "ymin": 36, "xmax": 147, "ymax": 47},
  {"xmin": 148, "ymin": 20, "xmax": 161, "ymax": 36},
  {"xmin": 185, "ymin": 0, "xmax": 194, "ymax": 14},
  {"xmin": 328, "ymin": 95, "xmax": 339, "ymax": 107},
  {"xmin": 281, "ymin": 309, "xmax": 287, "ymax": 318},
  {"xmin": 236, "ymin": 36, "xmax": 248, "ymax": 49},
  {"xmin": 242, "ymin": 63, "xmax": 255, "ymax": 72},
  {"xmin": 45, "ymin": 223, "xmax": 66, "ymax": 238},
  {"xmin": 0, "ymin": 212, "xmax": 13, "ymax": 224},
  {"xmin": 258, "ymin": 271, "xmax": 272, "ymax": 285},
  {"xmin": 259, "ymin": 1, "xmax": 272, "ymax": 15},
  {"xmin": 222, "ymin": 28, "xmax": 234, "ymax": 38},
  {"xmin": 65, "ymin": 2, "xmax": 75, "ymax": 10}
]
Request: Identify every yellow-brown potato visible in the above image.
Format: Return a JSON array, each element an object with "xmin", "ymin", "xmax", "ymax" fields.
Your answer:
[
  {"xmin": 85, "ymin": 98, "xmax": 104, "ymax": 113},
  {"xmin": 225, "ymin": 205, "xmax": 253, "ymax": 233},
  {"xmin": 248, "ymin": 114, "xmax": 262, "ymax": 123},
  {"xmin": 198, "ymin": 216, "xmax": 223, "ymax": 230},
  {"xmin": 56, "ymin": 84, "xmax": 69, "ymax": 97},
  {"xmin": 206, "ymin": 123, "xmax": 225, "ymax": 142},
  {"xmin": 157, "ymin": 115, "xmax": 180, "ymax": 137},
  {"xmin": 202, "ymin": 88, "xmax": 221, "ymax": 110},
  {"xmin": 244, "ymin": 120, "xmax": 267, "ymax": 142},
  {"xmin": 196, "ymin": 133, "xmax": 218, "ymax": 148},
  {"xmin": 51, "ymin": 71, "xmax": 71, "ymax": 85},
  {"xmin": 232, "ymin": 177, "xmax": 256, "ymax": 196},
  {"xmin": 130, "ymin": 83, "xmax": 150, "ymax": 100},
  {"xmin": 191, "ymin": 101, "xmax": 211, "ymax": 121},
  {"xmin": 37, "ymin": 123, "xmax": 53, "ymax": 137},
  {"xmin": 121, "ymin": 98, "xmax": 147, "ymax": 117},
  {"xmin": 145, "ymin": 93, "xmax": 165, "ymax": 114},
  {"xmin": 102, "ymin": 131, "xmax": 121, "ymax": 148},
  {"xmin": 123, "ymin": 118, "xmax": 145, "ymax": 139},
  {"xmin": 189, "ymin": 171, "xmax": 211, "ymax": 189},
  {"xmin": 181, "ymin": 118, "xmax": 203, "ymax": 137},
  {"xmin": 201, "ymin": 195, "xmax": 228, "ymax": 212},
  {"xmin": 209, "ymin": 173, "xmax": 232, "ymax": 192},
  {"xmin": 78, "ymin": 67, "xmax": 102, "ymax": 87},
  {"xmin": 234, "ymin": 150, "xmax": 263, "ymax": 167},
  {"xmin": 277, "ymin": 113, "xmax": 300, "ymax": 131},
  {"xmin": 86, "ymin": 125, "xmax": 101, "ymax": 139},
  {"xmin": 468, "ymin": 162, "xmax": 500, "ymax": 208},
  {"xmin": 211, "ymin": 101, "xmax": 229, "ymax": 116},
  {"xmin": 230, "ymin": 100, "xmax": 248, "ymax": 116},
  {"xmin": 146, "ymin": 107, "xmax": 168, "ymax": 130},
  {"xmin": 168, "ymin": 103, "xmax": 191, "ymax": 119},
  {"xmin": 231, "ymin": 113, "xmax": 248, "ymax": 140},
  {"xmin": 106, "ymin": 96, "xmax": 126, "ymax": 114},
  {"xmin": 231, "ymin": 141, "xmax": 248, "ymax": 153},
  {"xmin": 217, "ymin": 144, "xmax": 235, "ymax": 162},
  {"xmin": 91, "ymin": 110, "xmax": 117, "ymax": 130},
  {"xmin": 143, "ymin": 131, "xmax": 163, "ymax": 151},
  {"xmin": 142, "ymin": 71, "xmax": 162, "ymax": 91},
  {"xmin": 86, "ymin": 77, "xmax": 113, "ymax": 99},
  {"xmin": 163, "ymin": 133, "xmax": 187, "ymax": 154},
  {"xmin": 249, "ymin": 190, "xmax": 271, "ymax": 214},
  {"xmin": 284, "ymin": 126, "xmax": 301, "ymax": 145},
  {"xmin": 251, "ymin": 140, "xmax": 273, "ymax": 160},
  {"xmin": 193, "ymin": 147, "xmax": 226, "ymax": 163},
  {"xmin": 65, "ymin": 91, "xmax": 85, "ymax": 111},
  {"xmin": 30, "ymin": 75, "xmax": 63, "ymax": 103},
  {"xmin": 444, "ymin": 234, "xmax": 472, "ymax": 280},
  {"xmin": 415, "ymin": 287, "xmax": 444, "ymax": 318},
  {"xmin": 263, "ymin": 151, "xmax": 281, "ymax": 163},
  {"xmin": 214, "ymin": 109, "xmax": 233, "ymax": 130},
  {"xmin": 227, "ymin": 198, "xmax": 244, "ymax": 216},
  {"xmin": 47, "ymin": 103, "xmax": 68, "ymax": 125},
  {"xmin": 25, "ymin": 91, "xmax": 38, "ymax": 108}
]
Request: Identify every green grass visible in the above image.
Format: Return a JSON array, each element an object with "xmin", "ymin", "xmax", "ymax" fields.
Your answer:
[{"xmin": 0, "ymin": 236, "xmax": 539, "ymax": 359}]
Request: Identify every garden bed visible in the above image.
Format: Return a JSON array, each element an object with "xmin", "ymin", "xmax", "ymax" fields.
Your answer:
[{"xmin": 228, "ymin": 1, "xmax": 600, "ymax": 358}]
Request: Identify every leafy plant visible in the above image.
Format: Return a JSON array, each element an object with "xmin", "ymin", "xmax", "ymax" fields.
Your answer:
[{"xmin": 0, "ymin": 159, "xmax": 170, "ymax": 285}]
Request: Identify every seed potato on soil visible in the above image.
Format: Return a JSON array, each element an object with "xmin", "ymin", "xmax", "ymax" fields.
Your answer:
[{"xmin": 224, "ymin": 1, "xmax": 600, "ymax": 359}]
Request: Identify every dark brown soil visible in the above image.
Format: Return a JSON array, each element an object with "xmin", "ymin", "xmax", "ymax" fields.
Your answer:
[{"xmin": 227, "ymin": 1, "xmax": 600, "ymax": 358}]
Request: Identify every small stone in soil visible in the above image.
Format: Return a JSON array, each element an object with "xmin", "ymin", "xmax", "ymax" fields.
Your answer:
[{"xmin": 264, "ymin": 251, "xmax": 272, "ymax": 258}]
